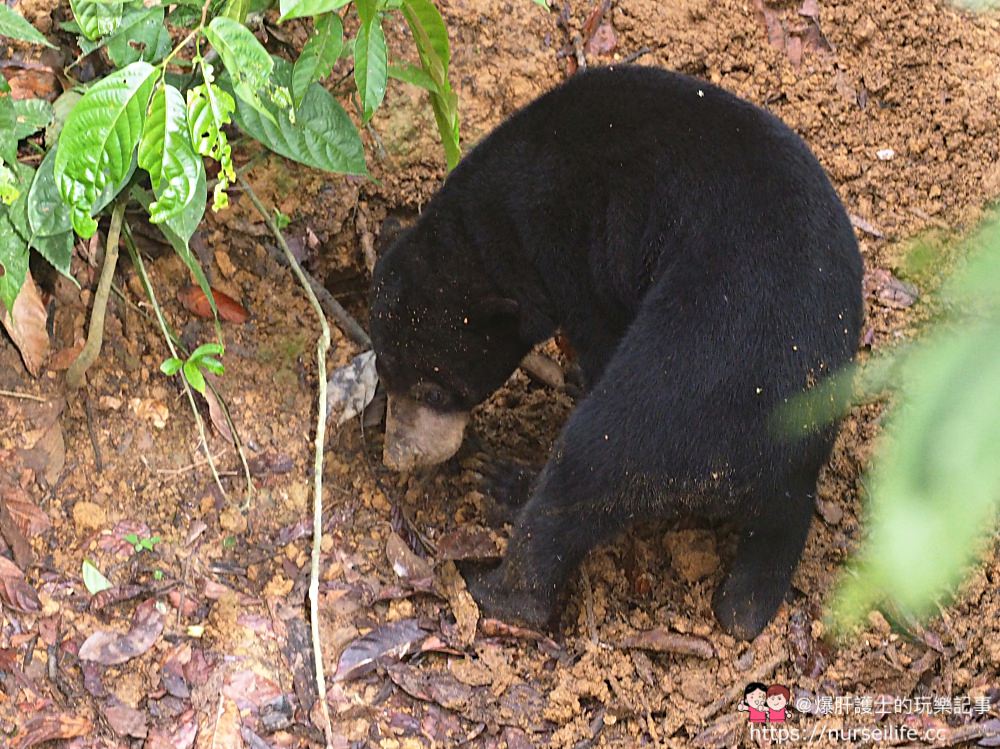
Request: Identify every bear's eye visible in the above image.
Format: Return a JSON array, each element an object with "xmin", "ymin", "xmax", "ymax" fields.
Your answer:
[{"xmin": 413, "ymin": 382, "xmax": 451, "ymax": 409}]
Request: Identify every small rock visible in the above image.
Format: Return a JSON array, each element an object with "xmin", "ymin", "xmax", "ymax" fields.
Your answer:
[{"xmin": 73, "ymin": 501, "xmax": 107, "ymax": 534}]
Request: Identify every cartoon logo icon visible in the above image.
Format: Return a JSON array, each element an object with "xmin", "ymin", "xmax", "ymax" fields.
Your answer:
[
  {"xmin": 739, "ymin": 682, "xmax": 792, "ymax": 724},
  {"xmin": 766, "ymin": 684, "xmax": 790, "ymax": 723},
  {"xmin": 738, "ymin": 682, "xmax": 769, "ymax": 723}
]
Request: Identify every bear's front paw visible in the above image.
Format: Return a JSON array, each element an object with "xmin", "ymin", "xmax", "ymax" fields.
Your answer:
[
  {"xmin": 462, "ymin": 561, "xmax": 552, "ymax": 631},
  {"xmin": 712, "ymin": 567, "xmax": 789, "ymax": 640}
]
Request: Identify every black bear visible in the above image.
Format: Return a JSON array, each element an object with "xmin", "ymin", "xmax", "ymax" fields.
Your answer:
[{"xmin": 370, "ymin": 65, "xmax": 863, "ymax": 639}]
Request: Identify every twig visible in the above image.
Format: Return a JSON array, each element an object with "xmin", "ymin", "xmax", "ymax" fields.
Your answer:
[
  {"xmin": 622, "ymin": 46, "xmax": 655, "ymax": 64},
  {"xmin": 237, "ymin": 174, "xmax": 337, "ymax": 749},
  {"xmin": 123, "ymin": 222, "xmax": 228, "ymax": 501},
  {"xmin": 701, "ymin": 651, "xmax": 787, "ymax": 720},
  {"xmin": 84, "ymin": 397, "xmax": 103, "ymax": 473},
  {"xmin": 67, "ymin": 200, "xmax": 126, "ymax": 390},
  {"xmin": 0, "ymin": 389, "xmax": 47, "ymax": 402},
  {"xmin": 245, "ymin": 193, "xmax": 371, "ymax": 347}
]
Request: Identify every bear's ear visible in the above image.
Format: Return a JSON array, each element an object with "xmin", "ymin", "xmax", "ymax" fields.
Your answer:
[{"xmin": 472, "ymin": 295, "xmax": 520, "ymax": 323}]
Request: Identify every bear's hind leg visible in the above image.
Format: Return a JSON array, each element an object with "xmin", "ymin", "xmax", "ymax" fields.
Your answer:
[{"xmin": 711, "ymin": 474, "xmax": 817, "ymax": 639}]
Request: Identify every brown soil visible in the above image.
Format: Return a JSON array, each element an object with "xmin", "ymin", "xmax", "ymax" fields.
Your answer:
[{"xmin": 2, "ymin": 1, "xmax": 1000, "ymax": 747}]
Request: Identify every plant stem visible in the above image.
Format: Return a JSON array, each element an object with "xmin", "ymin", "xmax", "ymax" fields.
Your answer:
[
  {"xmin": 122, "ymin": 222, "xmax": 228, "ymax": 502},
  {"xmin": 237, "ymin": 174, "xmax": 337, "ymax": 749},
  {"xmin": 66, "ymin": 200, "xmax": 126, "ymax": 391}
]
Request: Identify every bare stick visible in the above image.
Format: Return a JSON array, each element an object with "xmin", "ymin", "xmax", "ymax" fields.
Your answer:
[
  {"xmin": 67, "ymin": 200, "xmax": 126, "ymax": 390},
  {"xmin": 0, "ymin": 390, "xmax": 47, "ymax": 402},
  {"xmin": 123, "ymin": 224, "xmax": 228, "ymax": 501},
  {"xmin": 237, "ymin": 174, "xmax": 337, "ymax": 749}
]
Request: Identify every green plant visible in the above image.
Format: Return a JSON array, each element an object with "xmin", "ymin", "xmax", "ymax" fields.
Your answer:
[
  {"xmin": 161, "ymin": 342, "xmax": 225, "ymax": 395},
  {"xmin": 124, "ymin": 532, "xmax": 163, "ymax": 553},
  {"xmin": 1, "ymin": 0, "xmax": 459, "ymax": 324}
]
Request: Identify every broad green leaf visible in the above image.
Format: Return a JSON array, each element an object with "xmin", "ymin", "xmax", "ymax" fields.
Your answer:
[
  {"xmin": 277, "ymin": 0, "xmax": 350, "ymax": 22},
  {"xmin": 0, "ymin": 165, "xmax": 18, "ymax": 206},
  {"xmin": 0, "ymin": 209, "xmax": 29, "ymax": 315},
  {"xmin": 69, "ymin": 0, "xmax": 124, "ymax": 41},
  {"xmin": 46, "ymin": 90, "xmax": 83, "ymax": 148},
  {"xmin": 354, "ymin": 17, "xmax": 387, "ymax": 123},
  {"xmin": 187, "ymin": 80, "xmax": 236, "ymax": 165},
  {"xmin": 82, "ymin": 560, "xmax": 113, "ymax": 595},
  {"xmin": 203, "ymin": 17, "xmax": 275, "ymax": 124},
  {"xmin": 138, "ymin": 85, "xmax": 201, "ymax": 224},
  {"xmin": 106, "ymin": 5, "xmax": 170, "ymax": 67},
  {"xmin": 222, "ymin": 0, "xmax": 250, "ymax": 23},
  {"xmin": 12, "ymin": 99, "xmax": 54, "ymax": 141},
  {"xmin": 160, "ymin": 357, "xmax": 183, "ymax": 375},
  {"xmin": 7, "ymin": 163, "xmax": 34, "ymax": 241},
  {"xmin": 230, "ymin": 56, "xmax": 366, "ymax": 175},
  {"xmin": 191, "ymin": 342, "xmax": 224, "ymax": 359},
  {"xmin": 27, "ymin": 147, "xmax": 71, "ymax": 238},
  {"xmin": 388, "ymin": 63, "xmax": 437, "ymax": 93},
  {"xmin": 0, "ymin": 77, "xmax": 14, "ymax": 166},
  {"xmin": 163, "ymin": 158, "xmax": 206, "ymax": 245},
  {"xmin": 0, "ymin": 5, "xmax": 56, "ymax": 48},
  {"xmin": 355, "ymin": 0, "xmax": 376, "ymax": 24},
  {"xmin": 400, "ymin": 0, "xmax": 460, "ymax": 169},
  {"xmin": 31, "ymin": 232, "xmax": 74, "ymax": 280},
  {"xmin": 199, "ymin": 356, "xmax": 224, "ymax": 375},
  {"xmin": 291, "ymin": 12, "xmax": 343, "ymax": 107},
  {"xmin": 532, "ymin": 0, "xmax": 549, "ymax": 7},
  {"xmin": 53, "ymin": 61, "xmax": 158, "ymax": 238},
  {"xmin": 183, "ymin": 359, "xmax": 206, "ymax": 394}
]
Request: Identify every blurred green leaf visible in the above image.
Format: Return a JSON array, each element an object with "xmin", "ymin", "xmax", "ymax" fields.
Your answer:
[
  {"xmin": 291, "ymin": 12, "xmax": 343, "ymax": 108},
  {"xmin": 204, "ymin": 17, "xmax": 276, "ymax": 124},
  {"xmin": 12, "ymin": 99, "xmax": 54, "ymax": 141},
  {"xmin": 354, "ymin": 15, "xmax": 387, "ymax": 123},
  {"xmin": 106, "ymin": 5, "xmax": 171, "ymax": 67},
  {"xmin": 82, "ymin": 560, "xmax": 113, "ymax": 595},
  {"xmin": 0, "ymin": 5, "xmax": 56, "ymax": 47},
  {"xmin": 277, "ymin": 0, "xmax": 350, "ymax": 22},
  {"xmin": 69, "ymin": 0, "xmax": 124, "ymax": 41}
]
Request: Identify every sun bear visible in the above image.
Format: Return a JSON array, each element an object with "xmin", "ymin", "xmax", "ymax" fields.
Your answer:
[{"xmin": 370, "ymin": 65, "xmax": 863, "ymax": 638}]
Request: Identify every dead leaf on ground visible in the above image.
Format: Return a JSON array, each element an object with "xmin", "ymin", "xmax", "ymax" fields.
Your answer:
[
  {"xmin": 129, "ymin": 397, "xmax": 169, "ymax": 429},
  {"xmin": 208, "ymin": 696, "xmax": 242, "ymax": 749},
  {"xmin": 222, "ymin": 669, "xmax": 283, "ymax": 713},
  {"xmin": 0, "ymin": 554, "xmax": 42, "ymax": 613},
  {"xmin": 177, "ymin": 285, "xmax": 250, "ymax": 323},
  {"xmin": 18, "ymin": 420, "xmax": 65, "ymax": 486},
  {"xmin": 15, "ymin": 713, "xmax": 92, "ymax": 749},
  {"xmin": 387, "ymin": 664, "xmax": 475, "ymax": 711},
  {"xmin": 436, "ymin": 525, "xmax": 501, "ymax": 561},
  {"xmin": 102, "ymin": 698, "xmax": 148, "ymax": 739},
  {"xmin": 201, "ymin": 381, "xmax": 234, "ymax": 444},
  {"xmin": 620, "ymin": 627, "xmax": 716, "ymax": 658},
  {"xmin": 692, "ymin": 712, "xmax": 745, "ymax": 748},
  {"xmin": 1, "ymin": 273, "xmax": 51, "ymax": 377},
  {"xmin": 386, "ymin": 531, "xmax": 434, "ymax": 589},
  {"xmin": 333, "ymin": 618, "xmax": 429, "ymax": 682},
  {"xmin": 144, "ymin": 709, "xmax": 198, "ymax": 749},
  {"xmin": 584, "ymin": 23, "xmax": 617, "ymax": 57},
  {"xmin": 79, "ymin": 598, "xmax": 165, "ymax": 665},
  {"xmin": 438, "ymin": 561, "xmax": 479, "ymax": 648},
  {"xmin": 865, "ymin": 268, "xmax": 919, "ymax": 309},
  {"xmin": 326, "ymin": 350, "xmax": 379, "ymax": 425}
]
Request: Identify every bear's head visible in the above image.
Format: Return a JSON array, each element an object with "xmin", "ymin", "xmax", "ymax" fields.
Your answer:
[{"xmin": 370, "ymin": 221, "xmax": 529, "ymax": 471}]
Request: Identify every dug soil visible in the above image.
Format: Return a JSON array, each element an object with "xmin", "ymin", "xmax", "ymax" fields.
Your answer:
[{"xmin": 2, "ymin": 0, "xmax": 1000, "ymax": 747}]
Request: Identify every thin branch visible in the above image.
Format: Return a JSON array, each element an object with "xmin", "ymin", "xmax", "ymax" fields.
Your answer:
[
  {"xmin": 66, "ymin": 200, "xmax": 126, "ymax": 391},
  {"xmin": 0, "ymin": 389, "xmax": 47, "ymax": 402},
  {"xmin": 237, "ymin": 174, "xmax": 337, "ymax": 749},
  {"xmin": 123, "ymin": 222, "xmax": 228, "ymax": 501}
]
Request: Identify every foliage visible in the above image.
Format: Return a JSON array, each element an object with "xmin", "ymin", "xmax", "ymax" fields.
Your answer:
[
  {"xmin": 161, "ymin": 342, "xmax": 226, "ymax": 395},
  {"xmin": 791, "ymin": 218, "xmax": 1000, "ymax": 634},
  {"xmin": 0, "ymin": 0, "xmax": 461, "ymax": 336},
  {"xmin": 124, "ymin": 532, "xmax": 163, "ymax": 553}
]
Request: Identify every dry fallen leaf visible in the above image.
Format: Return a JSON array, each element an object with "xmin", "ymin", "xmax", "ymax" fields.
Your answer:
[
  {"xmin": 18, "ymin": 420, "xmax": 65, "ymax": 486},
  {"xmin": 386, "ymin": 531, "xmax": 434, "ymax": 589},
  {"xmin": 326, "ymin": 350, "xmax": 379, "ymax": 425},
  {"xmin": 865, "ymin": 268, "xmax": 919, "ymax": 309},
  {"xmin": 177, "ymin": 285, "xmax": 249, "ymax": 323},
  {"xmin": 16, "ymin": 715, "xmax": 92, "ymax": 748},
  {"xmin": 620, "ymin": 627, "xmax": 716, "ymax": 658},
  {"xmin": 79, "ymin": 598, "xmax": 165, "ymax": 665},
  {"xmin": 102, "ymin": 698, "xmax": 148, "ymax": 739},
  {"xmin": 0, "ymin": 554, "xmax": 42, "ymax": 613},
  {"xmin": 1, "ymin": 273, "xmax": 51, "ymax": 377},
  {"xmin": 438, "ymin": 561, "xmax": 480, "ymax": 648},
  {"xmin": 333, "ymin": 618, "xmax": 428, "ymax": 682}
]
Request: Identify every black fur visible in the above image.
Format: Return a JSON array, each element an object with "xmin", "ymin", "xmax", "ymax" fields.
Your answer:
[{"xmin": 370, "ymin": 65, "xmax": 863, "ymax": 639}]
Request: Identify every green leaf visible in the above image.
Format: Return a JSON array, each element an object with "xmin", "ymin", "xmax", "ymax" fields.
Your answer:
[
  {"xmin": 138, "ymin": 85, "xmax": 202, "ymax": 224},
  {"xmin": 0, "ymin": 208, "xmax": 29, "ymax": 315},
  {"xmin": 69, "ymin": 0, "xmax": 124, "ymax": 41},
  {"xmin": 291, "ymin": 12, "xmax": 343, "ymax": 107},
  {"xmin": 163, "ymin": 159, "xmax": 206, "ymax": 246},
  {"xmin": 0, "ymin": 77, "xmax": 15, "ymax": 166},
  {"xmin": 203, "ymin": 17, "xmax": 275, "ymax": 125},
  {"xmin": 82, "ymin": 560, "xmax": 113, "ymax": 595},
  {"xmin": 277, "ymin": 0, "xmax": 350, "ymax": 22},
  {"xmin": 53, "ymin": 61, "xmax": 158, "ymax": 238},
  {"xmin": 30, "ymin": 232, "xmax": 74, "ymax": 280},
  {"xmin": 355, "ymin": 0, "xmax": 377, "ymax": 24},
  {"xmin": 388, "ymin": 63, "xmax": 438, "ymax": 93},
  {"xmin": 187, "ymin": 79, "xmax": 236, "ymax": 166},
  {"xmin": 183, "ymin": 359, "xmax": 207, "ymax": 394},
  {"xmin": 222, "ymin": 0, "xmax": 250, "ymax": 23},
  {"xmin": 0, "ymin": 165, "xmax": 20, "ymax": 206},
  {"xmin": 400, "ymin": 0, "xmax": 460, "ymax": 169},
  {"xmin": 191, "ymin": 342, "xmax": 224, "ymax": 359},
  {"xmin": 0, "ymin": 5, "xmax": 56, "ymax": 47},
  {"xmin": 160, "ymin": 357, "xmax": 183, "ymax": 375},
  {"xmin": 106, "ymin": 5, "xmax": 170, "ymax": 67},
  {"xmin": 28, "ymin": 146, "xmax": 72, "ymax": 238},
  {"xmin": 354, "ymin": 17, "xmax": 387, "ymax": 123},
  {"xmin": 12, "ymin": 99, "xmax": 54, "ymax": 141},
  {"xmin": 532, "ymin": 0, "xmax": 549, "ymax": 8},
  {"xmin": 199, "ymin": 356, "xmax": 224, "ymax": 375},
  {"xmin": 229, "ymin": 56, "xmax": 366, "ymax": 175}
]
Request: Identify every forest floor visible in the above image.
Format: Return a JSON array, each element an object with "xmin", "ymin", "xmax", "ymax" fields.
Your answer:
[{"xmin": 2, "ymin": 0, "xmax": 1000, "ymax": 747}]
